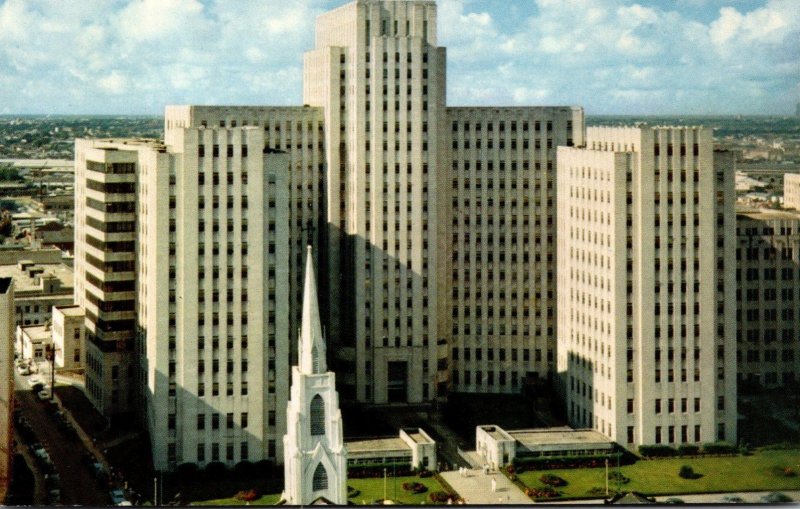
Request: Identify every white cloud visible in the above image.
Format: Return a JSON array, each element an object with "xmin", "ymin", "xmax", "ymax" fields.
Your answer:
[{"xmin": 99, "ymin": 71, "xmax": 128, "ymax": 95}]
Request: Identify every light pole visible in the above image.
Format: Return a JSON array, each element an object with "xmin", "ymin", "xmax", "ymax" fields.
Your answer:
[
  {"xmin": 605, "ymin": 458, "xmax": 609, "ymax": 496},
  {"xmin": 383, "ymin": 468, "xmax": 387, "ymax": 503}
]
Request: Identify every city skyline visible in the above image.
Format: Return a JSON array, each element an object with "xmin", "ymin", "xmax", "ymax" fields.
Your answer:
[{"xmin": 0, "ymin": 0, "xmax": 797, "ymax": 116}]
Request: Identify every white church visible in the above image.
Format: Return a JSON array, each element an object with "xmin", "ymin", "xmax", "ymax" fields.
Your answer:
[{"xmin": 283, "ymin": 247, "xmax": 348, "ymax": 505}]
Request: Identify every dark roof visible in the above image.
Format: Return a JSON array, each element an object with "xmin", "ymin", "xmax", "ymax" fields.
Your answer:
[{"xmin": 606, "ymin": 492, "xmax": 657, "ymax": 504}]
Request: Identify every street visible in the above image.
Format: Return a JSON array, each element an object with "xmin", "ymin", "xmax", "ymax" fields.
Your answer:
[{"xmin": 14, "ymin": 369, "xmax": 111, "ymax": 506}]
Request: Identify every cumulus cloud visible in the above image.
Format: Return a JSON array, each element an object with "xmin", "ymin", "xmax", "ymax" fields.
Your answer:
[{"xmin": 0, "ymin": 0, "xmax": 796, "ymax": 114}]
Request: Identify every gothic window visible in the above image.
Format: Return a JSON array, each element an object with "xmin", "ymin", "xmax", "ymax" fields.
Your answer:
[
  {"xmin": 310, "ymin": 395, "xmax": 325, "ymax": 435},
  {"xmin": 312, "ymin": 346, "xmax": 321, "ymax": 373},
  {"xmin": 313, "ymin": 463, "xmax": 328, "ymax": 491}
]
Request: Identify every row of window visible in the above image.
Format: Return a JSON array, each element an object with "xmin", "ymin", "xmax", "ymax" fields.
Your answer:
[{"xmin": 452, "ymin": 347, "xmax": 553, "ymax": 362}]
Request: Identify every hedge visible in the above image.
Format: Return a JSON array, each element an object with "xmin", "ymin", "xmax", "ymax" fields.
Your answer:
[
  {"xmin": 638, "ymin": 445, "xmax": 678, "ymax": 457},
  {"xmin": 701, "ymin": 442, "xmax": 737, "ymax": 455},
  {"xmin": 677, "ymin": 444, "xmax": 700, "ymax": 456},
  {"xmin": 347, "ymin": 462, "xmax": 414, "ymax": 478},
  {"xmin": 512, "ymin": 454, "xmax": 613, "ymax": 471}
]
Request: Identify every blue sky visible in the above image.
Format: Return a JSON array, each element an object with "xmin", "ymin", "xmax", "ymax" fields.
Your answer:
[{"xmin": 0, "ymin": 0, "xmax": 797, "ymax": 115}]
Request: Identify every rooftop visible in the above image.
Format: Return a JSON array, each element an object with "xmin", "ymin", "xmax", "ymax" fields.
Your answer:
[
  {"xmin": 19, "ymin": 324, "xmax": 52, "ymax": 342},
  {"xmin": 345, "ymin": 437, "xmax": 410, "ymax": 454},
  {"xmin": 55, "ymin": 305, "xmax": 84, "ymax": 317},
  {"xmin": 509, "ymin": 427, "xmax": 613, "ymax": 449},
  {"xmin": 736, "ymin": 207, "xmax": 800, "ymax": 221},
  {"xmin": 0, "ymin": 262, "xmax": 73, "ymax": 295}
]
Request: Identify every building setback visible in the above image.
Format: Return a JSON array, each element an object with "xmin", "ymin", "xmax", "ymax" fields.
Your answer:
[
  {"xmin": 556, "ymin": 127, "xmax": 737, "ymax": 447},
  {"xmin": 735, "ymin": 208, "xmax": 800, "ymax": 388}
]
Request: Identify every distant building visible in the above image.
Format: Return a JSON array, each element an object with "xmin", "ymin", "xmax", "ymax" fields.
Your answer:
[
  {"xmin": 784, "ymin": 173, "xmax": 800, "ymax": 211},
  {"xmin": 284, "ymin": 249, "xmax": 347, "ymax": 506},
  {"xmin": 345, "ymin": 428, "xmax": 436, "ymax": 472},
  {"xmin": 735, "ymin": 207, "xmax": 800, "ymax": 388},
  {"xmin": 52, "ymin": 305, "xmax": 84, "ymax": 370},
  {"xmin": 0, "ymin": 278, "xmax": 14, "ymax": 502},
  {"xmin": 557, "ymin": 127, "xmax": 737, "ymax": 448},
  {"xmin": 0, "ymin": 259, "xmax": 73, "ymax": 327}
]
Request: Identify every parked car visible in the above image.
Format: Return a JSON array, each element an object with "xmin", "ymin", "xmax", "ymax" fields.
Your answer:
[
  {"xmin": 27, "ymin": 376, "xmax": 42, "ymax": 387},
  {"xmin": 37, "ymin": 389, "xmax": 51, "ymax": 401},
  {"xmin": 109, "ymin": 489, "xmax": 128, "ymax": 505},
  {"xmin": 31, "ymin": 382, "xmax": 44, "ymax": 393},
  {"xmin": 761, "ymin": 492, "xmax": 792, "ymax": 504},
  {"xmin": 720, "ymin": 495, "xmax": 745, "ymax": 503}
]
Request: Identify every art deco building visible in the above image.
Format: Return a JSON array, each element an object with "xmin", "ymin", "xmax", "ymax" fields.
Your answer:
[
  {"xmin": 556, "ymin": 128, "xmax": 737, "ymax": 447},
  {"xmin": 75, "ymin": 135, "xmax": 291, "ymax": 470},
  {"xmin": 163, "ymin": 0, "xmax": 584, "ymax": 406},
  {"xmin": 735, "ymin": 207, "xmax": 800, "ymax": 388}
]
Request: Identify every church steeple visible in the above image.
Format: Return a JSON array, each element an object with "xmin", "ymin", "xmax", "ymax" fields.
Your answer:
[
  {"xmin": 299, "ymin": 246, "xmax": 326, "ymax": 374},
  {"xmin": 284, "ymin": 247, "xmax": 347, "ymax": 506}
]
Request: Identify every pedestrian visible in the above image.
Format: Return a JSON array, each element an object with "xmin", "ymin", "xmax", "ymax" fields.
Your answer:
[{"xmin": 491, "ymin": 477, "xmax": 496, "ymax": 493}]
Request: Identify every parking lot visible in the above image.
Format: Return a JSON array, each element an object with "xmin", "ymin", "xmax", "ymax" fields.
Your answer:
[{"xmin": 13, "ymin": 364, "xmax": 115, "ymax": 506}]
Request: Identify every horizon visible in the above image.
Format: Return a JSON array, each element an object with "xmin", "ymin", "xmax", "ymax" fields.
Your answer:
[{"xmin": 1, "ymin": 0, "xmax": 798, "ymax": 116}]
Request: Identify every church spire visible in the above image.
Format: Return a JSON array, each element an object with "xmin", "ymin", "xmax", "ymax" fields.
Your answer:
[{"xmin": 299, "ymin": 245, "xmax": 326, "ymax": 374}]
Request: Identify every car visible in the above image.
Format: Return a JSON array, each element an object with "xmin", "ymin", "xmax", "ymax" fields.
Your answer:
[
  {"xmin": 17, "ymin": 365, "xmax": 31, "ymax": 376},
  {"xmin": 664, "ymin": 498, "xmax": 685, "ymax": 504},
  {"xmin": 761, "ymin": 492, "xmax": 792, "ymax": 504},
  {"xmin": 27, "ymin": 376, "xmax": 42, "ymax": 387},
  {"xmin": 109, "ymin": 489, "xmax": 128, "ymax": 505},
  {"xmin": 37, "ymin": 389, "xmax": 51, "ymax": 401},
  {"xmin": 31, "ymin": 382, "xmax": 44, "ymax": 393},
  {"xmin": 720, "ymin": 495, "xmax": 746, "ymax": 503}
]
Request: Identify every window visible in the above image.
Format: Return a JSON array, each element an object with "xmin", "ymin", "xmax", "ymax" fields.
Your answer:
[
  {"xmin": 310, "ymin": 395, "xmax": 325, "ymax": 435},
  {"xmin": 313, "ymin": 463, "xmax": 328, "ymax": 491}
]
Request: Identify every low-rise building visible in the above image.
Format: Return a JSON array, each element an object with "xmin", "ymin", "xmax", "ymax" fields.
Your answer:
[
  {"xmin": 17, "ymin": 323, "xmax": 52, "ymax": 362},
  {"xmin": 475, "ymin": 425, "xmax": 614, "ymax": 468},
  {"xmin": 0, "ymin": 259, "xmax": 73, "ymax": 327},
  {"xmin": 345, "ymin": 428, "xmax": 437, "ymax": 472},
  {"xmin": 52, "ymin": 305, "xmax": 85, "ymax": 370}
]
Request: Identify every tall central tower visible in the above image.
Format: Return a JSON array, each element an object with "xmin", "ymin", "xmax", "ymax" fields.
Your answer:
[{"xmin": 304, "ymin": 0, "xmax": 446, "ymax": 404}]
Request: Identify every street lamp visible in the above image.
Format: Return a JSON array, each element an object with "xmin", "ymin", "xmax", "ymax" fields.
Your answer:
[{"xmin": 383, "ymin": 468, "xmax": 387, "ymax": 503}]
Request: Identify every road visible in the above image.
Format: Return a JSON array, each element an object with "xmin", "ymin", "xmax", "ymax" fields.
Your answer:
[{"xmin": 14, "ymin": 370, "xmax": 110, "ymax": 506}]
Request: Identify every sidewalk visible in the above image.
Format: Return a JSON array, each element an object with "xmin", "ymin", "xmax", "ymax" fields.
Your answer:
[{"xmin": 440, "ymin": 468, "xmax": 532, "ymax": 505}]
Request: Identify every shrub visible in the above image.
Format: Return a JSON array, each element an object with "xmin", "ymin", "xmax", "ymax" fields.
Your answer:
[
  {"xmin": 347, "ymin": 486, "xmax": 360, "ymax": 498},
  {"xmin": 235, "ymin": 489, "xmax": 259, "ymax": 502},
  {"xmin": 401, "ymin": 481, "xmax": 428, "ymax": 494},
  {"xmin": 505, "ymin": 464, "xmax": 516, "ymax": 474},
  {"xmin": 539, "ymin": 474, "xmax": 567, "ymax": 487},
  {"xmin": 678, "ymin": 465, "xmax": 696, "ymax": 479},
  {"xmin": 701, "ymin": 442, "xmax": 736, "ymax": 455},
  {"xmin": 525, "ymin": 486, "xmax": 559, "ymax": 499},
  {"xmin": 638, "ymin": 445, "xmax": 678, "ymax": 457},
  {"xmin": 204, "ymin": 461, "xmax": 228, "ymax": 475},
  {"xmin": 607, "ymin": 471, "xmax": 629, "ymax": 484},
  {"xmin": 429, "ymin": 491, "xmax": 451, "ymax": 503},
  {"xmin": 768, "ymin": 466, "xmax": 796, "ymax": 478},
  {"xmin": 175, "ymin": 462, "xmax": 198, "ymax": 477},
  {"xmin": 234, "ymin": 460, "xmax": 255, "ymax": 476},
  {"xmin": 677, "ymin": 444, "xmax": 699, "ymax": 456},
  {"xmin": 417, "ymin": 469, "xmax": 433, "ymax": 478},
  {"xmin": 512, "ymin": 454, "xmax": 615, "ymax": 472}
]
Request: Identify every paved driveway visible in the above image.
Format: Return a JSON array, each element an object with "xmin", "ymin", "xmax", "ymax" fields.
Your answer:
[{"xmin": 440, "ymin": 467, "xmax": 533, "ymax": 505}]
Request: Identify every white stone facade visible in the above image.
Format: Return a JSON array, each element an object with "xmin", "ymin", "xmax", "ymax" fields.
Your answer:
[
  {"xmin": 784, "ymin": 173, "xmax": 800, "ymax": 211},
  {"xmin": 52, "ymin": 305, "xmax": 85, "ymax": 370},
  {"xmin": 735, "ymin": 208, "xmax": 800, "ymax": 388},
  {"xmin": 0, "ymin": 278, "xmax": 13, "ymax": 497},
  {"xmin": 284, "ymin": 248, "xmax": 347, "ymax": 505},
  {"xmin": 557, "ymin": 127, "xmax": 737, "ymax": 448},
  {"xmin": 75, "ymin": 134, "xmax": 291, "ymax": 471},
  {"xmin": 448, "ymin": 108, "xmax": 584, "ymax": 394}
]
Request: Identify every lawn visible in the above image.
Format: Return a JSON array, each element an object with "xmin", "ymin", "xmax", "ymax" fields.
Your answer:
[
  {"xmin": 516, "ymin": 449, "xmax": 800, "ymax": 499},
  {"xmin": 348, "ymin": 475, "xmax": 448, "ymax": 505},
  {"xmin": 191, "ymin": 493, "xmax": 282, "ymax": 506}
]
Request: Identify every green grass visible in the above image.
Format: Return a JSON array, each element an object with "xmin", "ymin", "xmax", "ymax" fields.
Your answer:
[
  {"xmin": 191, "ymin": 493, "xmax": 282, "ymax": 506},
  {"xmin": 348, "ymin": 475, "xmax": 447, "ymax": 505},
  {"xmin": 516, "ymin": 449, "xmax": 800, "ymax": 499}
]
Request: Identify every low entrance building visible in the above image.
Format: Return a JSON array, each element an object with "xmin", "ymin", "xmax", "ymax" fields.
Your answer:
[{"xmin": 345, "ymin": 427, "xmax": 437, "ymax": 472}]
